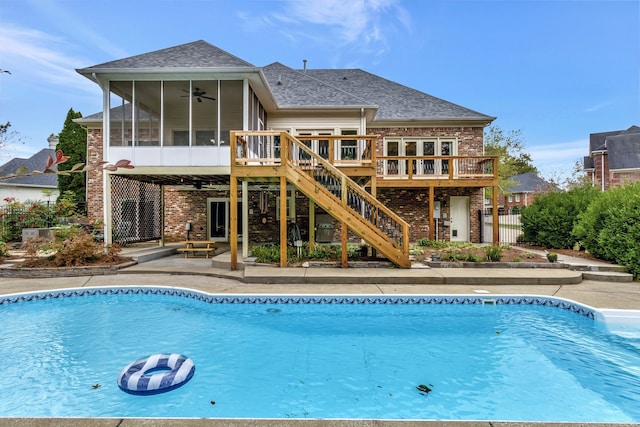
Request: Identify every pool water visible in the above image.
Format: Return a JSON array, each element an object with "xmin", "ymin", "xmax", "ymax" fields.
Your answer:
[{"xmin": 0, "ymin": 289, "xmax": 638, "ymax": 422}]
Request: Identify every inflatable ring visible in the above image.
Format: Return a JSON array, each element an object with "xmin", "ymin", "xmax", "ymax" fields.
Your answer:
[{"xmin": 118, "ymin": 353, "xmax": 195, "ymax": 395}]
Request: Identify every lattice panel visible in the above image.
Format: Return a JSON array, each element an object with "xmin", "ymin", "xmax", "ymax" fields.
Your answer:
[{"xmin": 110, "ymin": 176, "xmax": 162, "ymax": 245}]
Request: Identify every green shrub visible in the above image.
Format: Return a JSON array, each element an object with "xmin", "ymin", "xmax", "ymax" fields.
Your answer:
[
  {"xmin": 484, "ymin": 244, "xmax": 503, "ymax": 262},
  {"xmin": 416, "ymin": 237, "xmax": 431, "ymax": 246},
  {"xmin": 520, "ymin": 185, "xmax": 600, "ymax": 249},
  {"xmin": 0, "ymin": 241, "xmax": 8, "ymax": 257},
  {"xmin": 250, "ymin": 243, "xmax": 281, "ymax": 263},
  {"xmin": 546, "ymin": 252, "xmax": 558, "ymax": 263},
  {"xmin": 466, "ymin": 254, "xmax": 484, "ymax": 262},
  {"xmin": 573, "ymin": 182, "xmax": 640, "ymax": 278}
]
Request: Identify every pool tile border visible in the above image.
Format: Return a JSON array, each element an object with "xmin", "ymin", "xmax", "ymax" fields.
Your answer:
[{"xmin": 0, "ymin": 286, "xmax": 597, "ymax": 319}]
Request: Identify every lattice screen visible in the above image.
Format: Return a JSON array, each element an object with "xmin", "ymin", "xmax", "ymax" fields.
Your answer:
[{"xmin": 110, "ymin": 176, "xmax": 162, "ymax": 245}]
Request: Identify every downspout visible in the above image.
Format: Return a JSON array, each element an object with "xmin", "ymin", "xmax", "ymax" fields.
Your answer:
[{"xmin": 601, "ymin": 152, "xmax": 605, "ymax": 192}]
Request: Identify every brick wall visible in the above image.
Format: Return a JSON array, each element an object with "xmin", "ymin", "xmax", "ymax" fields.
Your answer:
[
  {"xmin": 86, "ymin": 129, "xmax": 104, "ymax": 222},
  {"xmin": 366, "ymin": 126, "xmax": 485, "ymax": 157},
  {"xmin": 376, "ymin": 187, "xmax": 484, "ymax": 242}
]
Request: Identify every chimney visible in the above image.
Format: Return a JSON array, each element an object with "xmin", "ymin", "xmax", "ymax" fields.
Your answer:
[{"xmin": 47, "ymin": 135, "xmax": 59, "ymax": 149}]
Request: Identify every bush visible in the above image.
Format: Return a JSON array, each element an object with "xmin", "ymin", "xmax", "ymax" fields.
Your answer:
[
  {"xmin": 0, "ymin": 241, "xmax": 8, "ymax": 258},
  {"xmin": 520, "ymin": 185, "xmax": 600, "ymax": 249},
  {"xmin": 573, "ymin": 182, "xmax": 640, "ymax": 278},
  {"xmin": 484, "ymin": 244, "xmax": 503, "ymax": 262},
  {"xmin": 546, "ymin": 252, "xmax": 558, "ymax": 263}
]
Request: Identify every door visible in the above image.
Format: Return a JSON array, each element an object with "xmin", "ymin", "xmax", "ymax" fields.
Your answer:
[
  {"xmin": 207, "ymin": 198, "xmax": 243, "ymax": 241},
  {"xmin": 450, "ymin": 196, "xmax": 469, "ymax": 242}
]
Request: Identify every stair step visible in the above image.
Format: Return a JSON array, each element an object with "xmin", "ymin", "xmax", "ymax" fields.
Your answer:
[{"xmin": 582, "ymin": 271, "xmax": 634, "ymax": 283}]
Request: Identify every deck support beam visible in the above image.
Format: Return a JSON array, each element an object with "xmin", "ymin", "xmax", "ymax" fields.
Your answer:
[
  {"xmin": 279, "ymin": 176, "xmax": 288, "ymax": 267},
  {"xmin": 429, "ymin": 186, "xmax": 435, "ymax": 241},
  {"xmin": 230, "ymin": 177, "xmax": 238, "ymax": 270}
]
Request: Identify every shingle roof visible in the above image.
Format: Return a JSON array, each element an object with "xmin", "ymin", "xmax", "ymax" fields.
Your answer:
[
  {"xmin": 301, "ymin": 68, "xmax": 494, "ymax": 122},
  {"xmin": 588, "ymin": 126, "xmax": 640, "ymax": 170},
  {"xmin": 0, "ymin": 149, "xmax": 58, "ymax": 187},
  {"xmin": 607, "ymin": 132, "xmax": 640, "ymax": 170},
  {"xmin": 261, "ymin": 62, "xmax": 372, "ymax": 108},
  {"xmin": 508, "ymin": 172, "xmax": 556, "ymax": 193},
  {"xmin": 77, "ymin": 40, "xmax": 255, "ymax": 72}
]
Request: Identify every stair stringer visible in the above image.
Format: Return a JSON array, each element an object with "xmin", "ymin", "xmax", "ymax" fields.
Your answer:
[{"xmin": 285, "ymin": 164, "xmax": 411, "ymax": 268}]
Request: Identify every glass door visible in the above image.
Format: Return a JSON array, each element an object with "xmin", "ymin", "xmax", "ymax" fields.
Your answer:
[{"xmin": 207, "ymin": 198, "xmax": 243, "ymax": 241}]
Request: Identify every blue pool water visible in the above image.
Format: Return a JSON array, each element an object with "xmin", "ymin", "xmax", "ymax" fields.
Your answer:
[{"xmin": 0, "ymin": 288, "xmax": 638, "ymax": 422}]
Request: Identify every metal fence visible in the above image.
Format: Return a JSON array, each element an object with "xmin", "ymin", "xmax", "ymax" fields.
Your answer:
[
  {"xmin": 481, "ymin": 208, "xmax": 523, "ymax": 244},
  {"xmin": 110, "ymin": 176, "xmax": 162, "ymax": 245}
]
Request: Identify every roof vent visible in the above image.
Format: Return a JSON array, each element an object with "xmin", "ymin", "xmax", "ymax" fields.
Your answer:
[
  {"xmin": 277, "ymin": 75, "xmax": 282, "ymax": 85},
  {"xmin": 303, "ymin": 59, "xmax": 307, "ymax": 73}
]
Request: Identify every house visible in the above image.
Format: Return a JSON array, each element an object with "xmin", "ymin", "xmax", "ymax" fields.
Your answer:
[
  {"xmin": 75, "ymin": 40, "xmax": 498, "ymax": 268},
  {"xmin": 583, "ymin": 125, "xmax": 640, "ymax": 191},
  {"xmin": 501, "ymin": 172, "xmax": 557, "ymax": 213},
  {"xmin": 0, "ymin": 135, "xmax": 59, "ymax": 205}
]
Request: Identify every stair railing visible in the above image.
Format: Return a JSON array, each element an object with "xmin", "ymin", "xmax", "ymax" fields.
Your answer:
[{"xmin": 282, "ymin": 132, "xmax": 409, "ymax": 254}]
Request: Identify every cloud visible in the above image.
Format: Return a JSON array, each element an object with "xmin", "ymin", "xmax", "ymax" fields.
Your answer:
[
  {"xmin": 529, "ymin": 139, "xmax": 587, "ymax": 163},
  {"xmin": 0, "ymin": 22, "xmax": 97, "ymax": 93},
  {"xmin": 240, "ymin": 0, "xmax": 411, "ymax": 54}
]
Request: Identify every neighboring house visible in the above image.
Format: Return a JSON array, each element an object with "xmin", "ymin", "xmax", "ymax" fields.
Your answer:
[
  {"xmin": 0, "ymin": 136, "xmax": 59, "ymax": 205},
  {"xmin": 75, "ymin": 40, "xmax": 497, "ymax": 268},
  {"xmin": 583, "ymin": 125, "xmax": 640, "ymax": 191},
  {"xmin": 501, "ymin": 172, "xmax": 557, "ymax": 213}
]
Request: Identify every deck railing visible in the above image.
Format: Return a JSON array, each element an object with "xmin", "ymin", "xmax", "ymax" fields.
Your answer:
[
  {"xmin": 377, "ymin": 155, "xmax": 497, "ymax": 180},
  {"xmin": 231, "ymin": 132, "xmax": 376, "ymax": 167}
]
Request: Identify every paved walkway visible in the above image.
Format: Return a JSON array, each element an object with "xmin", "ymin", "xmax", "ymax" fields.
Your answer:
[{"xmin": 1, "ymin": 245, "xmax": 638, "ymax": 310}]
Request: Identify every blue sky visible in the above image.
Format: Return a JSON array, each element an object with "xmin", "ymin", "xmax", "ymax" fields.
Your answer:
[{"xmin": 0, "ymin": 0, "xmax": 638, "ymax": 183}]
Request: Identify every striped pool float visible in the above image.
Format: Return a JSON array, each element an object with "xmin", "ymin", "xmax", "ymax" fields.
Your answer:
[{"xmin": 117, "ymin": 353, "xmax": 195, "ymax": 395}]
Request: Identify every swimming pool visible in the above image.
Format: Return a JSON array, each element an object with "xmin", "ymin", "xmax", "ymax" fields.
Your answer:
[{"xmin": 0, "ymin": 287, "xmax": 638, "ymax": 422}]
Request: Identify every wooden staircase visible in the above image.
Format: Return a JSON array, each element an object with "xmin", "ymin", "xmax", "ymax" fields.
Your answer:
[{"xmin": 232, "ymin": 131, "xmax": 410, "ymax": 268}]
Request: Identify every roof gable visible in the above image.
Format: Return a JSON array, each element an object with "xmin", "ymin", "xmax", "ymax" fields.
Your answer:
[
  {"xmin": 0, "ymin": 149, "xmax": 58, "ymax": 187},
  {"xmin": 607, "ymin": 132, "xmax": 640, "ymax": 170},
  {"xmin": 78, "ymin": 40, "xmax": 255, "ymax": 72}
]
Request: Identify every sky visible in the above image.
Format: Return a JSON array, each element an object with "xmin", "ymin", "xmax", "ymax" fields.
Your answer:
[{"xmin": 0, "ymin": 0, "xmax": 638, "ymax": 184}]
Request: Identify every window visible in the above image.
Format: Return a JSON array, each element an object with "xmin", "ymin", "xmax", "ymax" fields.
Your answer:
[
  {"xmin": 508, "ymin": 195, "xmax": 513, "ymax": 202},
  {"xmin": 383, "ymin": 137, "xmax": 457, "ymax": 175},
  {"xmin": 276, "ymin": 193, "xmax": 296, "ymax": 220},
  {"xmin": 515, "ymin": 194, "xmax": 521, "ymax": 203},
  {"xmin": 339, "ymin": 129, "xmax": 358, "ymax": 161}
]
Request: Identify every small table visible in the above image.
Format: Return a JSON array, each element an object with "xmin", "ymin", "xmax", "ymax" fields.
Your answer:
[{"xmin": 177, "ymin": 241, "xmax": 218, "ymax": 259}]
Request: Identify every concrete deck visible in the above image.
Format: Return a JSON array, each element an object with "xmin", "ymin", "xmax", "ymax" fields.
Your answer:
[{"xmin": 0, "ymin": 245, "xmax": 638, "ymax": 427}]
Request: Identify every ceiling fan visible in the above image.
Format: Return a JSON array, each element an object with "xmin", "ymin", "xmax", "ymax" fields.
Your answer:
[{"xmin": 181, "ymin": 88, "xmax": 215, "ymax": 103}]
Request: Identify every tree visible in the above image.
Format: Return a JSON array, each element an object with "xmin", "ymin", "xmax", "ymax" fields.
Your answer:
[
  {"xmin": 484, "ymin": 126, "xmax": 538, "ymax": 194},
  {"xmin": 0, "ymin": 121, "xmax": 25, "ymax": 156},
  {"xmin": 56, "ymin": 109, "xmax": 86, "ymax": 206}
]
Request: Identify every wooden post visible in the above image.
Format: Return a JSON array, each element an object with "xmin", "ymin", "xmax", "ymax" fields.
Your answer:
[
  {"xmin": 309, "ymin": 199, "xmax": 315, "ymax": 252},
  {"xmin": 230, "ymin": 177, "xmax": 238, "ymax": 270},
  {"xmin": 429, "ymin": 186, "xmax": 435, "ymax": 241},
  {"xmin": 280, "ymin": 176, "xmax": 288, "ymax": 267},
  {"xmin": 341, "ymin": 221, "xmax": 348, "ymax": 268},
  {"xmin": 492, "ymin": 184, "xmax": 499, "ymax": 244}
]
